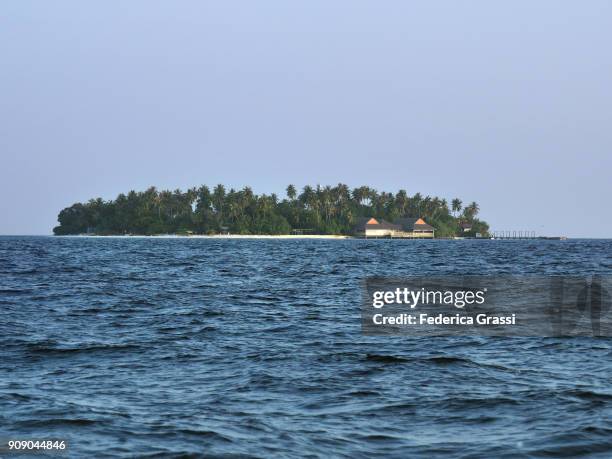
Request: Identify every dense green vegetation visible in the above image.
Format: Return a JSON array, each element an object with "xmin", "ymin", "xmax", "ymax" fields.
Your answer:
[{"xmin": 53, "ymin": 184, "xmax": 489, "ymax": 237}]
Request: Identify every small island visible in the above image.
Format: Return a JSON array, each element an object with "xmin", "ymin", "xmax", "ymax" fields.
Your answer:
[{"xmin": 53, "ymin": 184, "xmax": 489, "ymax": 238}]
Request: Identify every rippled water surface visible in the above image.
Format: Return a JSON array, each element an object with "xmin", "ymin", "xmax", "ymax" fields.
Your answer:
[{"xmin": 2, "ymin": 237, "xmax": 612, "ymax": 458}]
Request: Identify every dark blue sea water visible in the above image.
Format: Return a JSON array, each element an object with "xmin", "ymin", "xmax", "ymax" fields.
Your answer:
[{"xmin": 2, "ymin": 236, "xmax": 612, "ymax": 458}]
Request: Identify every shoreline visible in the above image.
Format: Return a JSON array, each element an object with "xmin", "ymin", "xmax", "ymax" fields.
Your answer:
[
  {"xmin": 51, "ymin": 234, "xmax": 570, "ymax": 240},
  {"xmin": 44, "ymin": 234, "xmax": 568, "ymax": 241},
  {"xmin": 58, "ymin": 234, "xmax": 353, "ymax": 239}
]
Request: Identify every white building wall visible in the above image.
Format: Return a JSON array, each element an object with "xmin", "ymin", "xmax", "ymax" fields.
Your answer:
[{"xmin": 364, "ymin": 228, "xmax": 393, "ymax": 237}]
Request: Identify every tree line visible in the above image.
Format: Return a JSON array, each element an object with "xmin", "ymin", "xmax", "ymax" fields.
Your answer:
[{"xmin": 53, "ymin": 184, "xmax": 489, "ymax": 237}]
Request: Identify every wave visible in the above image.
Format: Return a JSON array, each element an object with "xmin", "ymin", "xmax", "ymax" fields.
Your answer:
[{"xmin": 25, "ymin": 342, "xmax": 142, "ymax": 356}]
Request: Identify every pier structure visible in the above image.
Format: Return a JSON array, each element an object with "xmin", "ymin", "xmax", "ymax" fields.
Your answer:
[
  {"xmin": 491, "ymin": 230, "xmax": 537, "ymax": 239},
  {"xmin": 491, "ymin": 231, "xmax": 566, "ymax": 240}
]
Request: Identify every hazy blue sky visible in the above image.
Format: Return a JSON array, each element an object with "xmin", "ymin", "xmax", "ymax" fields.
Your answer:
[{"xmin": 1, "ymin": 1, "xmax": 611, "ymax": 237}]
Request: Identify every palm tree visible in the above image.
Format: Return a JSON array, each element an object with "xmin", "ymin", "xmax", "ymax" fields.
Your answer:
[
  {"xmin": 213, "ymin": 185, "xmax": 226, "ymax": 212},
  {"xmin": 159, "ymin": 190, "xmax": 173, "ymax": 220},
  {"xmin": 299, "ymin": 185, "xmax": 315, "ymax": 210},
  {"xmin": 451, "ymin": 198, "xmax": 462, "ymax": 217},
  {"xmin": 352, "ymin": 186, "xmax": 372, "ymax": 207},
  {"xmin": 243, "ymin": 186, "xmax": 254, "ymax": 201},
  {"xmin": 470, "ymin": 201, "xmax": 479, "ymax": 216},
  {"xmin": 286, "ymin": 184, "xmax": 297, "ymax": 201},
  {"xmin": 335, "ymin": 183, "xmax": 350, "ymax": 202},
  {"xmin": 464, "ymin": 201, "xmax": 479, "ymax": 220},
  {"xmin": 395, "ymin": 190, "xmax": 409, "ymax": 216},
  {"xmin": 422, "ymin": 195, "xmax": 432, "ymax": 217},
  {"xmin": 196, "ymin": 185, "xmax": 212, "ymax": 212},
  {"xmin": 321, "ymin": 185, "xmax": 334, "ymax": 222},
  {"xmin": 212, "ymin": 185, "xmax": 226, "ymax": 227},
  {"xmin": 411, "ymin": 193, "xmax": 423, "ymax": 216}
]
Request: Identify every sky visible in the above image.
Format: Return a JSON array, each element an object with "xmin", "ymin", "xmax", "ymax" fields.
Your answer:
[{"xmin": 1, "ymin": 1, "xmax": 611, "ymax": 237}]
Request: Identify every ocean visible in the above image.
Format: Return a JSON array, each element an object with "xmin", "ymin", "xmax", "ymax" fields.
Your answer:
[{"xmin": 1, "ymin": 236, "xmax": 612, "ymax": 458}]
